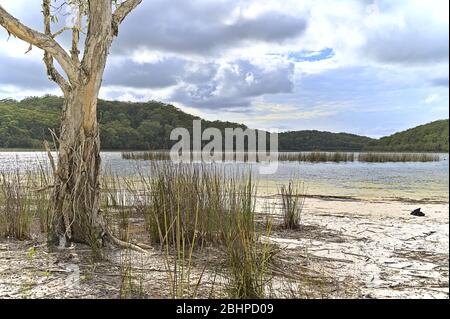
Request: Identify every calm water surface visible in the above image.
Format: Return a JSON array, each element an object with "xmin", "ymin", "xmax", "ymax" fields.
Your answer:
[{"xmin": 0, "ymin": 151, "xmax": 448, "ymax": 202}]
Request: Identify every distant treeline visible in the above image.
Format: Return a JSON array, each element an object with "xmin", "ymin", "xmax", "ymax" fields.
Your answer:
[{"xmin": 0, "ymin": 96, "xmax": 448, "ymax": 152}]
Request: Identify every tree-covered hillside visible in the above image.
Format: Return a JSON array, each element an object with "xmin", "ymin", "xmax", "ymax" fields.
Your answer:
[
  {"xmin": 364, "ymin": 120, "xmax": 449, "ymax": 152},
  {"xmin": 0, "ymin": 96, "xmax": 448, "ymax": 152},
  {"xmin": 0, "ymin": 98, "xmax": 60, "ymax": 148},
  {"xmin": 0, "ymin": 96, "xmax": 246, "ymax": 150},
  {"xmin": 279, "ymin": 130, "xmax": 373, "ymax": 151}
]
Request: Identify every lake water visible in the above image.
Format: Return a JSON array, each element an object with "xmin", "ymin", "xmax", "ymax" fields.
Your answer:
[{"xmin": 0, "ymin": 151, "xmax": 448, "ymax": 202}]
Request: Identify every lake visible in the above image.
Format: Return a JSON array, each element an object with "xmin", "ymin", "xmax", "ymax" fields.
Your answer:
[{"xmin": 0, "ymin": 151, "xmax": 448, "ymax": 202}]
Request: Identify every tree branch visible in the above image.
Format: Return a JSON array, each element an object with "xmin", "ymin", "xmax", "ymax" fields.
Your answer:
[
  {"xmin": 0, "ymin": 4, "xmax": 78, "ymax": 84},
  {"xmin": 52, "ymin": 26, "xmax": 71, "ymax": 39},
  {"xmin": 111, "ymin": 0, "xmax": 142, "ymax": 36},
  {"xmin": 81, "ymin": 0, "xmax": 114, "ymax": 76},
  {"xmin": 43, "ymin": 0, "xmax": 71, "ymax": 93},
  {"xmin": 70, "ymin": 4, "xmax": 82, "ymax": 65}
]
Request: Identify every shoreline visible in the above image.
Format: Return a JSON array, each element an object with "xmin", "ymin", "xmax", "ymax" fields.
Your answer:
[{"xmin": 1, "ymin": 195, "xmax": 448, "ymax": 299}]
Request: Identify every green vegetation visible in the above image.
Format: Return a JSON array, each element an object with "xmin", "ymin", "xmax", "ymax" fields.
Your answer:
[
  {"xmin": 0, "ymin": 172, "xmax": 33, "ymax": 240},
  {"xmin": 1, "ymin": 96, "xmax": 448, "ymax": 152},
  {"xmin": 358, "ymin": 152, "xmax": 440, "ymax": 163},
  {"xmin": 137, "ymin": 163, "xmax": 259, "ymax": 248},
  {"xmin": 0, "ymin": 96, "xmax": 245, "ymax": 150},
  {"xmin": 122, "ymin": 151, "xmax": 358, "ymax": 163},
  {"xmin": 0, "ymin": 160, "xmax": 359, "ymax": 298},
  {"xmin": 0, "ymin": 98, "xmax": 60, "ymax": 149},
  {"xmin": 279, "ymin": 131, "xmax": 373, "ymax": 151},
  {"xmin": 122, "ymin": 150, "xmax": 440, "ymax": 163},
  {"xmin": 278, "ymin": 151, "xmax": 355, "ymax": 163},
  {"xmin": 364, "ymin": 120, "xmax": 449, "ymax": 152},
  {"xmin": 122, "ymin": 151, "xmax": 171, "ymax": 161},
  {"xmin": 280, "ymin": 181, "xmax": 306, "ymax": 229},
  {"xmin": 100, "ymin": 163, "xmax": 276, "ymax": 298}
]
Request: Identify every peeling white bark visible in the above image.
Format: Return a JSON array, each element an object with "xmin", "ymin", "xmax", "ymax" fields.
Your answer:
[{"xmin": 0, "ymin": 0, "xmax": 143, "ymax": 248}]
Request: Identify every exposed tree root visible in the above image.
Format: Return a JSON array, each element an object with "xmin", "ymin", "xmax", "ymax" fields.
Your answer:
[{"xmin": 105, "ymin": 231, "xmax": 150, "ymax": 255}]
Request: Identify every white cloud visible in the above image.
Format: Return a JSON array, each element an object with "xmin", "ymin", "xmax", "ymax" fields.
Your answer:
[
  {"xmin": 424, "ymin": 94, "xmax": 440, "ymax": 104},
  {"xmin": 0, "ymin": 0, "xmax": 448, "ymax": 135}
]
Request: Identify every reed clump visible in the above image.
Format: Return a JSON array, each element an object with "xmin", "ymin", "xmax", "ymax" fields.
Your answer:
[
  {"xmin": 0, "ymin": 171, "xmax": 33, "ymax": 240},
  {"xmin": 358, "ymin": 152, "xmax": 440, "ymax": 163},
  {"xmin": 280, "ymin": 181, "xmax": 306, "ymax": 229},
  {"xmin": 119, "ymin": 249, "xmax": 146, "ymax": 299},
  {"xmin": 122, "ymin": 151, "xmax": 269, "ymax": 163},
  {"xmin": 101, "ymin": 174, "xmax": 134, "ymax": 243},
  {"xmin": 223, "ymin": 187, "xmax": 274, "ymax": 299},
  {"xmin": 135, "ymin": 162, "xmax": 274, "ymax": 298},
  {"xmin": 140, "ymin": 163, "xmax": 259, "ymax": 247},
  {"xmin": 122, "ymin": 151, "xmax": 441, "ymax": 164},
  {"xmin": 162, "ymin": 200, "xmax": 206, "ymax": 299},
  {"xmin": 123, "ymin": 151, "xmax": 358, "ymax": 163},
  {"xmin": 32, "ymin": 165, "xmax": 52, "ymax": 235},
  {"xmin": 278, "ymin": 152, "xmax": 355, "ymax": 163},
  {"xmin": 141, "ymin": 163, "xmax": 217, "ymax": 246},
  {"xmin": 122, "ymin": 151, "xmax": 171, "ymax": 161}
]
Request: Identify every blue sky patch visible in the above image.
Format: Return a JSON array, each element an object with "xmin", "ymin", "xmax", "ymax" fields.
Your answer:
[{"xmin": 288, "ymin": 48, "xmax": 335, "ymax": 62}]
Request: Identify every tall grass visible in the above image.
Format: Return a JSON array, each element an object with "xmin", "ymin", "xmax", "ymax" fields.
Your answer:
[
  {"xmin": 0, "ymin": 161, "xmax": 285, "ymax": 298},
  {"xmin": 280, "ymin": 181, "xmax": 306, "ymax": 229},
  {"xmin": 135, "ymin": 162, "xmax": 274, "ymax": 298},
  {"xmin": 0, "ymin": 171, "xmax": 33, "ymax": 240},
  {"xmin": 141, "ymin": 163, "xmax": 252, "ymax": 247},
  {"xmin": 119, "ymin": 249, "xmax": 146, "ymax": 299},
  {"xmin": 358, "ymin": 152, "xmax": 440, "ymax": 162},
  {"xmin": 223, "ymin": 181, "xmax": 274, "ymax": 298},
  {"xmin": 33, "ymin": 165, "xmax": 52, "ymax": 235},
  {"xmin": 162, "ymin": 202, "xmax": 206, "ymax": 299},
  {"xmin": 101, "ymin": 174, "xmax": 133, "ymax": 243}
]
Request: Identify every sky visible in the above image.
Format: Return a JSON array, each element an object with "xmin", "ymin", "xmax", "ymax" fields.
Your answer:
[{"xmin": 0, "ymin": 0, "xmax": 448, "ymax": 137}]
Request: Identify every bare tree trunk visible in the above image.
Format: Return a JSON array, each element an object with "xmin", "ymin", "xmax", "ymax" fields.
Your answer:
[
  {"xmin": 50, "ymin": 1, "xmax": 114, "ymax": 249},
  {"xmin": 51, "ymin": 86, "xmax": 106, "ymax": 249},
  {"xmin": 1, "ymin": 0, "xmax": 144, "ymax": 252}
]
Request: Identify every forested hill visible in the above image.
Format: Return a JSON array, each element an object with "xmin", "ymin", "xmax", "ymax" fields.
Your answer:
[
  {"xmin": 363, "ymin": 119, "xmax": 449, "ymax": 152},
  {"xmin": 0, "ymin": 96, "xmax": 246, "ymax": 150},
  {"xmin": 278, "ymin": 131, "xmax": 373, "ymax": 151},
  {"xmin": 0, "ymin": 96, "xmax": 448, "ymax": 152}
]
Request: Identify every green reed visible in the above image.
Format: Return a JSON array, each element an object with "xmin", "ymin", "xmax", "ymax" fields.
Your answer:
[{"xmin": 358, "ymin": 152, "xmax": 440, "ymax": 162}]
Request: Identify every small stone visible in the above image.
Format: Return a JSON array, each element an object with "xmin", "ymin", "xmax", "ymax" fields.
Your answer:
[{"xmin": 411, "ymin": 208, "xmax": 425, "ymax": 217}]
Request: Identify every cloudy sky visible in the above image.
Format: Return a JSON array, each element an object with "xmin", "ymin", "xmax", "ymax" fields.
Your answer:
[{"xmin": 0, "ymin": 0, "xmax": 448, "ymax": 137}]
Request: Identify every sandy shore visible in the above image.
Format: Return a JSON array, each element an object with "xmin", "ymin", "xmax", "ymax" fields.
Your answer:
[
  {"xmin": 264, "ymin": 197, "xmax": 449, "ymax": 298},
  {"xmin": 0, "ymin": 196, "xmax": 448, "ymax": 299}
]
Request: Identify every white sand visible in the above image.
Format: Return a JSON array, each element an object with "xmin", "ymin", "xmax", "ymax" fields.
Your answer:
[
  {"xmin": 263, "ymin": 197, "xmax": 449, "ymax": 298},
  {"xmin": 1, "ymin": 194, "xmax": 448, "ymax": 299}
]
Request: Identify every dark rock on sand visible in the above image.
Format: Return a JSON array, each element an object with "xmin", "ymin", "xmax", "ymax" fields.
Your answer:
[{"xmin": 411, "ymin": 208, "xmax": 425, "ymax": 217}]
